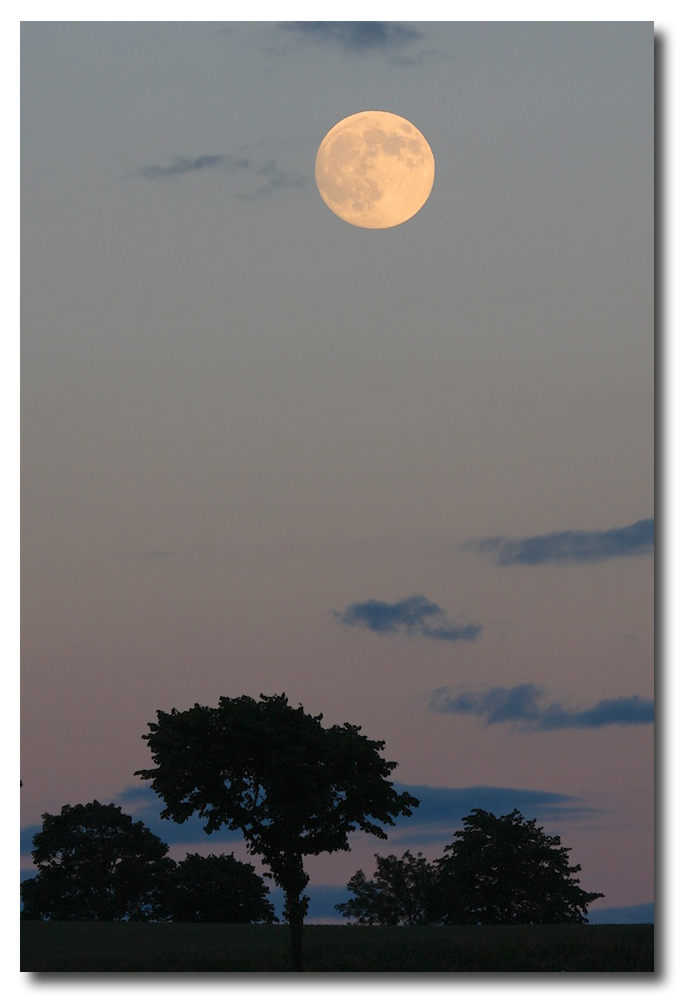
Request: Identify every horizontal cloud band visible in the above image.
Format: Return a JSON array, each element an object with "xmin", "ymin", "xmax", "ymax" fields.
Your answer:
[
  {"xmin": 106, "ymin": 782, "xmax": 596, "ymax": 849},
  {"xmin": 468, "ymin": 518, "xmax": 654, "ymax": 565},
  {"xmin": 280, "ymin": 22, "xmax": 424, "ymax": 53},
  {"xmin": 430, "ymin": 683, "xmax": 654, "ymax": 730},
  {"xmin": 21, "ymin": 783, "xmax": 600, "ymax": 873},
  {"xmin": 135, "ymin": 154, "xmax": 305, "ymax": 197},
  {"xmin": 332, "ymin": 595, "xmax": 482, "ymax": 641}
]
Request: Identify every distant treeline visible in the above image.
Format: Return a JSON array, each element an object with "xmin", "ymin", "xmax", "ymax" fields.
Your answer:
[
  {"xmin": 21, "ymin": 799, "xmax": 604, "ymax": 927},
  {"xmin": 20, "ymin": 693, "xmax": 609, "ymax": 973}
]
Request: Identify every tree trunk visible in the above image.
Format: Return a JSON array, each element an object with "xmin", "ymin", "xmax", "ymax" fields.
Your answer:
[
  {"xmin": 289, "ymin": 910, "xmax": 304, "ymax": 973},
  {"xmin": 282, "ymin": 857, "xmax": 309, "ymax": 972}
]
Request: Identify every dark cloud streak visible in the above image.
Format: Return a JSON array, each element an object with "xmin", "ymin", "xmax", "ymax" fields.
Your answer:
[
  {"xmin": 21, "ymin": 782, "xmax": 602, "ymax": 880},
  {"xmin": 333, "ymin": 595, "xmax": 482, "ymax": 642},
  {"xmin": 391, "ymin": 783, "xmax": 601, "ymax": 832},
  {"xmin": 135, "ymin": 155, "xmax": 228, "ymax": 178},
  {"xmin": 111, "ymin": 782, "xmax": 598, "ymax": 849},
  {"xmin": 134, "ymin": 153, "xmax": 306, "ymax": 197},
  {"xmin": 279, "ymin": 21, "xmax": 424, "ymax": 55},
  {"xmin": 468, "ymin": 518, "xmax": 654, "ymax": 565},
  {"xmin": 430, "ymin": 683, "xmax": 654, "ymax": 731}
]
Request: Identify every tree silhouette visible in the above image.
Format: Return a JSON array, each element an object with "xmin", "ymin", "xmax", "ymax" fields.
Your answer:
[
  {"xmin": 435, "ymin": 808, "xmax": 604, "ymax": 924},
  {"xmin": 169, "ymin": 852, "xmax": 276, "ymax": 923},
  {"xmin": 136, "ymin": 692, "xmax": 419, "ymax": 970},
  {"xmin": 336, "ymin": 850, "xmax": 442, "ymax": 925},
  {"xmin": 20, "ymin": 801, "xmax": 175, "ymax": 921}
]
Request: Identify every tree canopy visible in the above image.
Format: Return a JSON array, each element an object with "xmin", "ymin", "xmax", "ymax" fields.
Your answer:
[
  {"xmin": 20, "ymin": 801, "xmax": 174, "ymax": 921},
  {"xmin": 136, "ymin": 692, "xmax": 419, "ymax": 969},
  {"xmin": 169, "ymin": 852, "xmax": 276, "ymax": 923},
  {"xmin": 336, "ymin": 809, "xmax": 604, "ymax": 926},
  {"xmin": 435, "ymin": 808, "xmax": 604, "ymax": 924},
  {"xmin": 335, "ymin": 850, "xmax": 442, "ymax": 925}
]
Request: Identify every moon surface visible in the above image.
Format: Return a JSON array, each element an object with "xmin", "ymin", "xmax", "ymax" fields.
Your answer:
[{"xmin": 315, "ymin": 110, "xmax": 435, "ymax": 229}]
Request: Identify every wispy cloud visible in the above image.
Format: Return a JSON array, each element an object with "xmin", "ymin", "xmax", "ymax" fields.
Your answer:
[
  {"xmin": 136, "ymin": 155, "xmax": 227, "ymax": 178},
  {"xmin": 134, "ymin": 153, "xmax": 306, "ymax": 197},
  {"xmin": 391, "ymin": 783, "xmax": 601, "ymax": 835},
  {"xmin": 332, "ymin": 595, "xmax": 482, "ymax": 642},
  {"xmin": 110, "ymin": 781, "xmax": 598, "ymax": 849},
  {"xmin": 467, "ymin": 518, "xmax": 654, "ymax": 565},
  {"xmin": 278, "ymin": 21, "xmax": 425, "ymax": 57},
  {"xmin": 429, "ymin": 683, "xmax": 654, "ymax": 731}
]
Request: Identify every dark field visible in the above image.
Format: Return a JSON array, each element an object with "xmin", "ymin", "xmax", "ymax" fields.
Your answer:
[{"xmin": 22, "ymin": 921, "xmax": 654, "ymax": 973}]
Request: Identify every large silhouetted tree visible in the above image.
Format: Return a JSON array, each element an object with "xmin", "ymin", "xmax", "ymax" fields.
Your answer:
[
  {"xmin": 136, "ymin": 692, "xmax": 419, "ymax": 970},
  {"xmin": 435, "ymin": 808, "xmax": 604, "ymax": 924},
  {"xmin": 335, "ymin": 850, "xmax": 443, "ymax": 925},
  {"xmin": 20, "ymin": 801, "xmax": 175, "ymax": 921},
  {"xmin": 170, "ymin": 853, "xmax": 276, "ymax": 923}
]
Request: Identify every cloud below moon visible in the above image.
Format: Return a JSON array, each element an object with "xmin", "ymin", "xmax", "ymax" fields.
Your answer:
[
  {"xmin": 466, "ymin": 518, "xmax": 654, "ymax": 565},
  {"xmin": 430, "ymin": 683, "xmax": 654, "ymax": 730},
  {"xmin": 332, "ymin": 594, "xmax": 482, "ymax": 642}
]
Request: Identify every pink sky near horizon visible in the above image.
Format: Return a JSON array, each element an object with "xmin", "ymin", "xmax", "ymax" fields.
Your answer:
[{"xmin": 21, "ymin": 20, "xmax": 653, "ymax": 918}]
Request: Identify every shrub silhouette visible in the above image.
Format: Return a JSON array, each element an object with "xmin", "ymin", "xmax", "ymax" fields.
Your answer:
[{"xmin": 169, "ymin": 852, "xmax": 276, "ymax": 923}]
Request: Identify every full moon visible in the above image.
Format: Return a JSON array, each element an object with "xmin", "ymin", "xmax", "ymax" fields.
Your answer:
[{"xmin": 315, "ymin": 110, "xmax": 435, "ymax": 229}]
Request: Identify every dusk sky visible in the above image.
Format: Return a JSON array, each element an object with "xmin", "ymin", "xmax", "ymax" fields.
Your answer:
[{"xmin": 20, "ymin": 19, "xmax": 654, "ymax": 926}]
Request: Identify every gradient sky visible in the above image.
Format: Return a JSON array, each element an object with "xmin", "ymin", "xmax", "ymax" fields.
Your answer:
[{"xmin": 20, "ymin": 20, "xmax": 654, "ymax": 922}]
